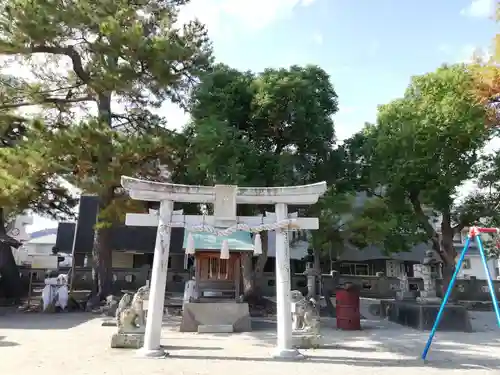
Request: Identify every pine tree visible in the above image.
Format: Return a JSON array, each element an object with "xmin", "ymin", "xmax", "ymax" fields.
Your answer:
[
  {"xmin": 0, "ymin": 91, "xmax": 76, "ymax": 300},
  {"xmin": 0, "ymin": 0, "xmax": 212, "ymax": 300}
]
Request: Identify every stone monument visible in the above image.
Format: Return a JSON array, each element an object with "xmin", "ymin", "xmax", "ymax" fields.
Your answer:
[
  {"xmin": 416, "ymin": 250, "xmax": 441, "ymax": 304},
  {"xmin": 395, "ymin": 272, "xmax": 415, "ymax": 301},
  {"xmin": 110, "ymin": 286, "xmax": 149, "ymax": 349},
  {"xmin": 388, "ymin": 251, "xmax": 472, "ymax": 332},
  {"xmin": 290, "ymin": 290, "xmax": 322, "ymax": 349}
]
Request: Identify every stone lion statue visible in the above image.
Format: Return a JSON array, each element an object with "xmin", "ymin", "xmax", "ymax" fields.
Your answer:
[
  {"xmin": 116, "ymin": 286, "xmax": 149, "ymax": 334},
  {"xmin": 290, "ymin": 290, "xmax": 320, "ymax": 334}
]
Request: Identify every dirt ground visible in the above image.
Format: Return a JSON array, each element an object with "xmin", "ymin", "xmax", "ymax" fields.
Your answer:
[{"xmin": 0, "ymin": 308, "xmax": 499, "ymax": 375}]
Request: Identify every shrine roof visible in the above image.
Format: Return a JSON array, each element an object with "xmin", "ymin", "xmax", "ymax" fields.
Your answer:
[{"xmin": 182, "ymin": 230, "xmax": 254, "ymax": 251}]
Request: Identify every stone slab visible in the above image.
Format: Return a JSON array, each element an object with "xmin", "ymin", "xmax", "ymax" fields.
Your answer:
[
  {"xmin": 387, "ymin": 300, "xmax": 472, "ymax": 332},
  {"xmin": 180, "ymin": 302, "xmax": 252, "ymax": 332},
  {"xmin": 197, "ymin": 324, "xmax": 234, "ymax": 333},
  {"xmin": 292, "ymin": 333, "xmax": 323, "ymax": 349},
  {"xmin": 110, "ymin": 333, "xmax": 144, "ymax": 349}
]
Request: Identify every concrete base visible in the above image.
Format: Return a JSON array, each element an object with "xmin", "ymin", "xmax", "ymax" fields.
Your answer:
[
  {"xmin": 198, "ymin": 324, "xmax": 234, "ymax": 333},
  {"xmin": 180, "ymin": 302, "xmax": 251, "ymax": 332},
  {"xmin": 272, "ymin": 348, "xmax": 305, "ymax": 360},
  {"xmin": 292, "ymin": 333, "xmax": 322, "ymax": 349},
  {"xmin": 136, "ymin": 347, "xmax": 169, "ymax": 358},
  {"xmin": 396, "ymin": 291, "xmax": 417, "ymax": 301},
  {"xmin": 110, "ymin": 333, "xmax": 144, "ymax": 349},
  {"xmin": 388, "ymin": 300, "xmax": 472, "ymax": 332},
  {"xmin": 101, "ymin": 319, "xmax": 117, "ymax": 327}
]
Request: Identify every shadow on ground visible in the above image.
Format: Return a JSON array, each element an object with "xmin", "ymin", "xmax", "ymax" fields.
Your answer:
[
  {"xmin": 166, "ymin": 352, "xmax": 500, "ymax": 370},
  {"xmin": 213, "ymin": 316, "xmax": 500, "ymax": 370},
  {"xmin": 0, "ymin": 335, "xmax": 19, "ymax": 347},
  {"xmin": 0, "ymin": 312, "xmax": 95, "ymax": 330}
]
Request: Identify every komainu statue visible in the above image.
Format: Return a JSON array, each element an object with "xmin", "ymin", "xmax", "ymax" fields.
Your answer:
[
  {"xmin": 290, "ymin": 290, "xmax": 320, "ymax": 334},
  {"xmin": 115, "ymin": 286, "xmax": 149, "ymax": 334}
]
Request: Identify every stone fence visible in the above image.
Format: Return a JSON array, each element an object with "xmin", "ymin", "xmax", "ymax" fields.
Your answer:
[{"xmin": 19, "ymin": 267, "xmax": 500, "ymax": 301}]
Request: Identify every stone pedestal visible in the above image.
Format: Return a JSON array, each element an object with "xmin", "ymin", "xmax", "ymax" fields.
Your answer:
[
  {"xmin": 111, "ymin": 333, "xmax": 145, "ymax": 349},
  {"xmin": 414, "ymin": 258, "xmax": 441, "ymax": 304},
  {"xmin": 417, "ymin": 291, "xmax": 441, "ymax": 304},
  {"xmin": 388, "ymin": 300, "xmax": 472, "ymax": 332},
  {"xmin": 396, "ymin": 291, "xmax": 416, "ymax": 301},
  {"xmin": 101, "ymin": 319, "xmax": 117, "ymax": 327},
  {"xmin": 292, "ymin": 332, "xmax": 323, "ymax": 349}
]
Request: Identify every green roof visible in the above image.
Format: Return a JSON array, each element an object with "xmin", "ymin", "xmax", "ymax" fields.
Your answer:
[{"xmin": 182, "ymin": 230, "xmax": 254, "ymax": 251}]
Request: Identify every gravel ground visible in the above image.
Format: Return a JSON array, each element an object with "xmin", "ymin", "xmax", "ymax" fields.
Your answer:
[{"xmin": 0, "ymin": 307, "xmax": 499, "ymax": 375}]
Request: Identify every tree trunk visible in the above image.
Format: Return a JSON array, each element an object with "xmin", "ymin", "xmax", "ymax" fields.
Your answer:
[
  {"xmin": 0, "ymin": 209, "xmax": 24, "ymax": 301},
  {"xmin": 409, "ymin": 193, "xmax": 457, "ymax": 299},
  {"xmin": 241, "ymin": 252, "xmax": 254, "ymax": 295},
  {"xmin": 89, "ymin": 91, "xmax": 115, "ymax": 304},
  {"xmin": 92, "ymin": 226, "xmax": 113, "ymax": 300},
  {"xmin": 439, "ymin": 214, "xmax": 457, "ymax": 299},
  {"xmin": 253, "ymin": 231, "xmax": 269, "ymax": 279},
  {"xmin": 243, "ymin": 232, "xmax": 269, "ymax": 300}
]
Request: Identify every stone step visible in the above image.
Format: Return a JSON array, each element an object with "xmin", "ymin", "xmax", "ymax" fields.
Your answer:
[{"xmin": 197, "ymin": 324, "xmax": 234, "ymax": 334}]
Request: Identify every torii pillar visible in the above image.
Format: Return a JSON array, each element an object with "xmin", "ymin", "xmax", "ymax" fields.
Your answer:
[{"xmin": 121, "ymin": 176, "xmax": 326, "ymax": 359}]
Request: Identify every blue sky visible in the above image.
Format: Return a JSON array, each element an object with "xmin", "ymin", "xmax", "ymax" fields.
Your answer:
[
  {"xmin": 28, "ymin": 0, "xmax": 498, "ymax": 232},
  {"xmin": 175, "ymin": 0, "xmax": 497, "ymax": 141}
]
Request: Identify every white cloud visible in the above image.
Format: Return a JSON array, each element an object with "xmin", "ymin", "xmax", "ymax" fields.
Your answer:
[
  {"xmin": 312, "ymin": 32, "xmax": 323, "ymax": 45},
  {"xmin": 456, "ymin": 44, "xmax": 491, "ymax": 63},
  {"xmin": 460, "ymin": 0, "xmax": 495, "ymax": 18},
  {"xmin": 178, "ymin": 0, "xmax": 316, "ymax": 34}
]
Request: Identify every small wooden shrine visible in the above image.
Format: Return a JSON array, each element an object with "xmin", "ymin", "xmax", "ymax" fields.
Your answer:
[{"xmin": 183, "ymin": 230, "xmax": 254, "ymax": 301}]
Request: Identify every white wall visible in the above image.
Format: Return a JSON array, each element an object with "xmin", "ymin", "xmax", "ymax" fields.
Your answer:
[
  {"xmin": 24, "ymin": 243, "xmax": 54, "ymax": 255},
  {"xmin": 457, "ymin": 254, "xmax": 498, "ymax": 280}
]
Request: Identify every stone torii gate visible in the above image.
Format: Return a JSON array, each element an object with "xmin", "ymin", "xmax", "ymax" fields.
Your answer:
[{"xmin": 121, "ymin": 176, "xmax": 327, "ymax": 359}]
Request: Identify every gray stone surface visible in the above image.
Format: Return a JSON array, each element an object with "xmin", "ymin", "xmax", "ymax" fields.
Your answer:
[
  {"xmin": 180, "ymin": 302, "xmax": 251, "ymax": 332},
  {"xmin": 1, "ymin": 309, "xmax": 500, "ymax": 374},
  {"xmin": 388, "ymin": 301, "xmax": 472, "ymax": 332},
  {"xmin": 197, "ymin": 324, "xmax": 234, "ymax": 333},
  {"xmin": 292, "ymin": 333, "xmax": 322, "ymax": 349},
  {"xmin": 110, "ymin": 332, "xmax": 144, "ymax": 349}
]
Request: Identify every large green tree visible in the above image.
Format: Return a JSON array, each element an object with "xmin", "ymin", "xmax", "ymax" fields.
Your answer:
[
  {"xmin": 178, "ymin": 64, "xmax": 338, "ymax": 298},
  {"xmin": 0, "ymin": 0, "xmax": 212, "ymax": 300},
  {"xmin": 0, "ymin": 101, "xmax": 76, "ymax": 300},
  {"xmin": 350, "ymin": 64, "xmax": 493, "ymax": 282}
]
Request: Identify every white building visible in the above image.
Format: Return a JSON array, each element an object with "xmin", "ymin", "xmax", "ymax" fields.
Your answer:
[{"xmin": 452, "ymin": 229, "xmax": 499, "ymax": 280}]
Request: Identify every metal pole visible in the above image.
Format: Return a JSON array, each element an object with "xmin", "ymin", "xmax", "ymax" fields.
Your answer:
[
  {"xmin": 474, "ymin": 234, "xmax": 500, "ymax": 327},
  {"xmin": 421, "ymin": 236, "xmax": 471, "ymax": 360}
]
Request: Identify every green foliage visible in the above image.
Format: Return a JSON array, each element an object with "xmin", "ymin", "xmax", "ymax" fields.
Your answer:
[
  {"xmin": 371, "ymin": 65, "xmax": 489, "ymax": 208},
  {"xmin": 0, "ymin": 0, "xmax": 212, "ymax": 110},
  {"xmin": 340, "ymin": 64, "xmax": 493, "ymax": 265},
  {"xmin": 311, "ymin": 187, "xmax": 427, "ymax": 259},
  {"xmin": 0, "ymin": 88, "xmax": 76, "ymax": 221},
  {"xmin": 0, "ymin": 0, "xmax": 212, "ymax": 219},
  {"xmin": 182, "ymin": 64, "xmax": 338, "ymax": 190}
]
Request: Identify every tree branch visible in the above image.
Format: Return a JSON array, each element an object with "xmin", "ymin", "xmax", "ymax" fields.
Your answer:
[
  {"xmin": 0, "ymin": 44, "xmax": 91, "ymax": 84},
  {"xmin": 0, "ymin": 95, "xmax": 94, "ymax": 110}
]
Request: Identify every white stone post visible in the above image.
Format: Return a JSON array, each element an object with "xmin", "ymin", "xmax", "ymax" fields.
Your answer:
[
  {"xmin": 273, "ymin": 203, "xmax": 302, "ymax": 359},
  {"xmin": 138, "ymin": 200, "xmax": 173, "ymax": 358}
]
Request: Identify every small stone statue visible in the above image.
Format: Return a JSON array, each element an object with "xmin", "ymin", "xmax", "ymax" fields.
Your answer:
[
  {"xmin": 396, "ymin": 272, "xmax": 415, "ymax": 301},
  {"xmin": 111, "ymin": 286, "xmax": 149, "ymax": 349},
  {"xmin": 400, "ymin": 273, "xmax": 409, "ymax": 292},
  {"xmin": 291, "ymin": 291, "xmax": 320, "ymax": 334},
  {"xmin": 116, "ymin": 286, "xmax": 149, "ymax": 333},
  {"xmin": 416, "ymin": 250, "xmax": 441, "ymax": 304},
  {"xmin": 290, "ymin": 290, "xmax": 322, "ymax": 348}
]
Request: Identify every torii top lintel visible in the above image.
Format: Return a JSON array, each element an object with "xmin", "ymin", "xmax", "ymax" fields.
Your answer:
[{"xmin": 121, "ymin": 176, "xmax": 327, "ymax": 205}]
